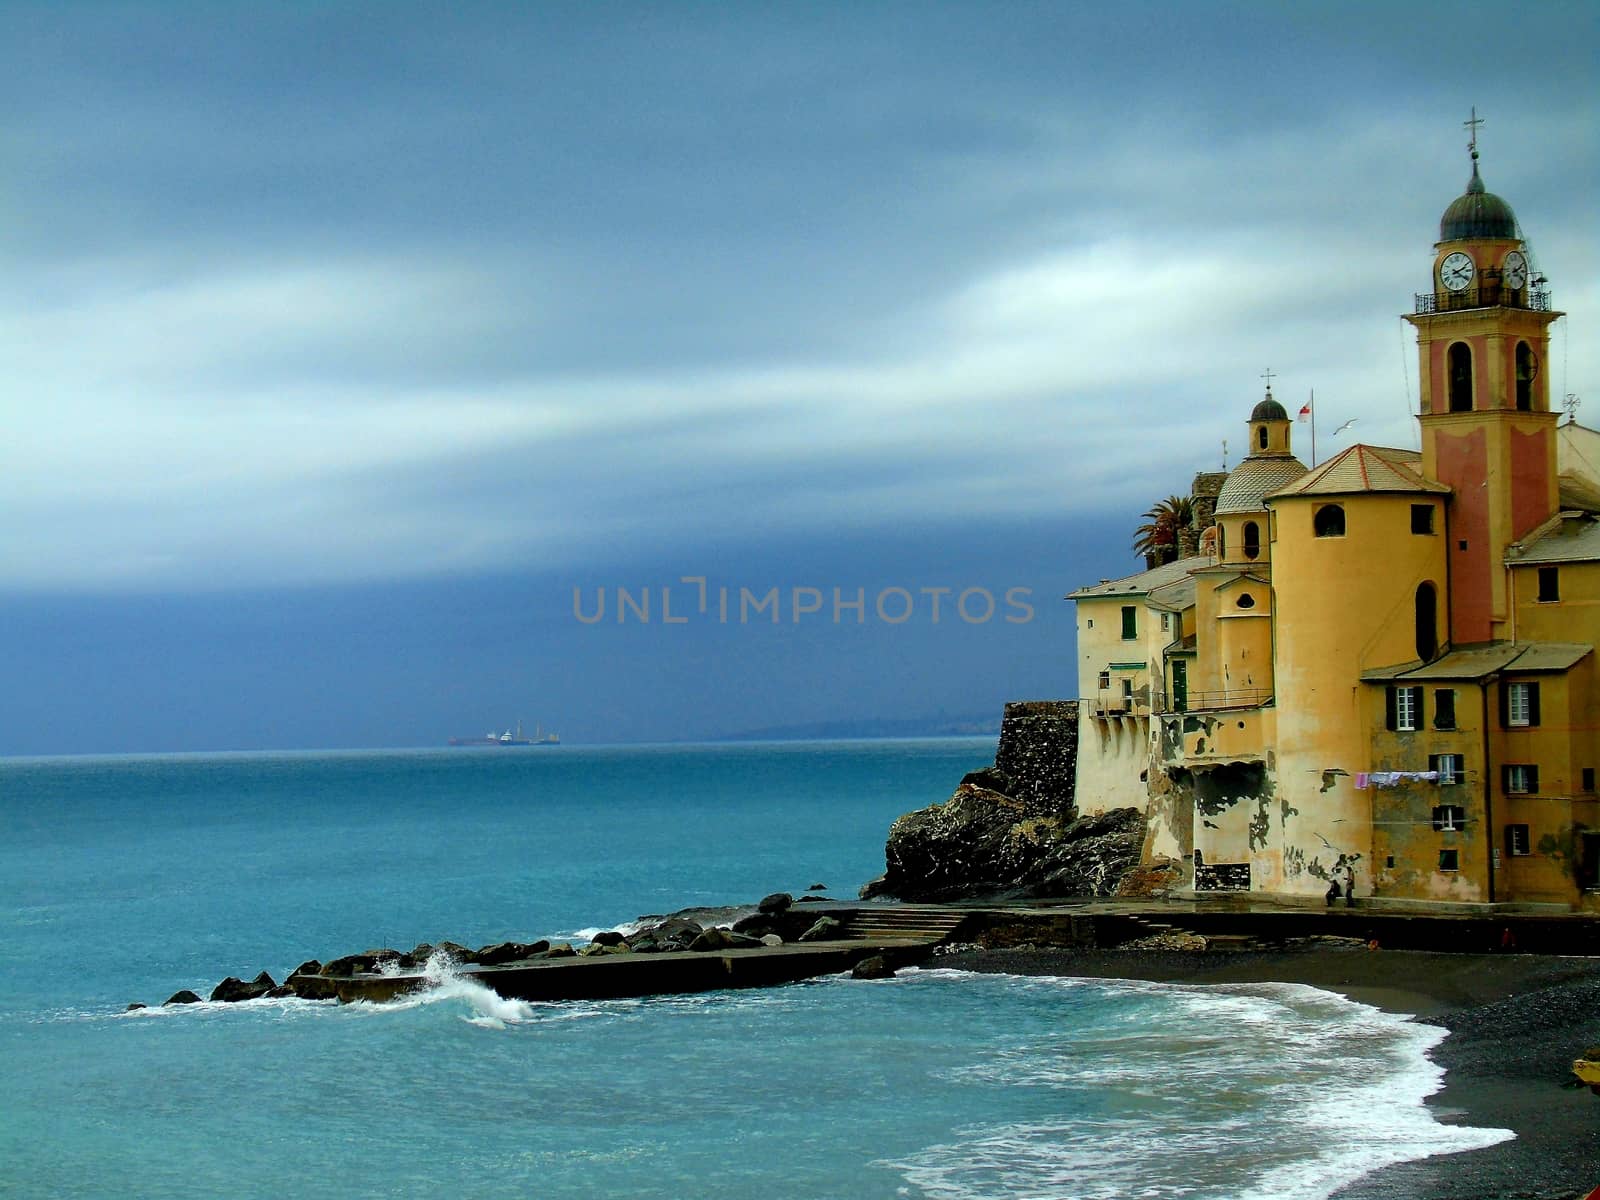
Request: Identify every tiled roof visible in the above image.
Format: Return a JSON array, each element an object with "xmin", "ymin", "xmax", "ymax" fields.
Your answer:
[
  {"xmin": 1065, "ymin": 555, "xmax": 1208, "ymax": 600},
  {"xmin": 1506, "ymin": 511, "xmax": 1600, "ymax": 565},
  {"xmin": 1146, "ymin": 575, "xmax": 1197, "ymax": 612},
  {"xmin": 1215, "ymin": 456, "xmax": 1309, "ymax": 514},
  {"xmin": 1361, "ymin": 641, "xmax": 1593, "ymax": 682},
  {"xmin": 1268, "ymin": 444, "xmax": 1449, "ymax": 500}
]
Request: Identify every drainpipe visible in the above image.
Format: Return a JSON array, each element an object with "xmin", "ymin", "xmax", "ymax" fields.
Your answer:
[{"xmin": 1482, "ymin": 681, "xmax": 1496, "ymax": 904}]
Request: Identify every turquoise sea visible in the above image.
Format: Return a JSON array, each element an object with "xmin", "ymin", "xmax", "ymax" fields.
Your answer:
[{"xmin": 1, "ymin": 741, "xmax": 1509, "ymax": 1198}]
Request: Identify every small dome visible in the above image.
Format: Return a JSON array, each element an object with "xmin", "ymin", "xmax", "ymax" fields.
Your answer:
[
  {"xmin": 1215, "ymin": 456, "xmax": 1309, "ymax": 516},
  {"xmin": 1250, "ymin": 396, "xmax": 1289, "ymax": 423},
  {"xmin": 1440, "ymin": 160, "xmax": 1517, "ymax": 241}
]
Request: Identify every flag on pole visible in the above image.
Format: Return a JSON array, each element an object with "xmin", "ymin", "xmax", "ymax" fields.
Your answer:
[{"xmin": 1298, "ymin": 401, "xmax": 1311, "ymax": 422}]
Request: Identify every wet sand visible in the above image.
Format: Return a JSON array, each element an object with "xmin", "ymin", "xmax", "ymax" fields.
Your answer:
[{"xmin": 935, "ymin": 945, "xmax": 1600, "ymax": 1200}]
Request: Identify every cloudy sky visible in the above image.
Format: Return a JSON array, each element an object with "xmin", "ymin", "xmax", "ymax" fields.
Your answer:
[{"xmin": 1, "ymin": 2, "xmax": 1595, "ymax": 754}]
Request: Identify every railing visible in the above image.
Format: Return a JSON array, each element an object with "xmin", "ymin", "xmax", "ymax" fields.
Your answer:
[
  {"xmin": 1181, "ymin": 688, "xmax": 1271, "ymax": 712},
  {"xmin": 1414, "ymin": 287, "xmax": 1551, "ymax": 315}
]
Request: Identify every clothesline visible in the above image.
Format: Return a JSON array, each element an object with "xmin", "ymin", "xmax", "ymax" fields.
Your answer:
[{"xmin": 1354, "ymin": 771, "xmax": 1440, "ymax": 789}]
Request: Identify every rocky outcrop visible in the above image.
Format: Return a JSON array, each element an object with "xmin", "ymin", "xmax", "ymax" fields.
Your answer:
[
  {"xmin": 862, "ymin": 701, "xmax": 1145, "ymax": 902},
  {"xmin": 210, "ymin": 972, "xmax": 276, "ymax": 1003}
]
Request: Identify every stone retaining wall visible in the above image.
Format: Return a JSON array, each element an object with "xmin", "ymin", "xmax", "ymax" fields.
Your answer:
[{"xmin": 994, "ymin": 700, "xmax": 1079, "ymax": 817}]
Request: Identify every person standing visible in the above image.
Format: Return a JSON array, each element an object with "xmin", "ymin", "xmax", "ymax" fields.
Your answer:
[{"xmin": 1344, "ymin": 863, "xmax": 1356, "ymax": 907}]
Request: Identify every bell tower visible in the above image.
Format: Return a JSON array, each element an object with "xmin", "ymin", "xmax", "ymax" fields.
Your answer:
[{"xmin": 1404, "ymin": 113, "xmax": 1563, "ymax": 644}]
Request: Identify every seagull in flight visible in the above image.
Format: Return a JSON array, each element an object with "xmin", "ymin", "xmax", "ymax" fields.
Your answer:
[{"xmin": 1332, "ymin": 418, "xmax": 1358, "ymax": 436}]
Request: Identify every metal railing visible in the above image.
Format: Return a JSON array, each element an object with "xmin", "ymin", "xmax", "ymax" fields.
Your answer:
[
  {"xmin": 1179, "ymin": 688, "xmax": 1271, "ymax": 712},
  {"xmin": 1413, "ymin": 287, "xmax": 1551, "ymax": 315}
]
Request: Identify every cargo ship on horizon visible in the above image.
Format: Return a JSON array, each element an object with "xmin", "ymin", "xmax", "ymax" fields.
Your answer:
[{"xmin": 448, "ymin": 720, "xmax": 559, "ymax": 747}]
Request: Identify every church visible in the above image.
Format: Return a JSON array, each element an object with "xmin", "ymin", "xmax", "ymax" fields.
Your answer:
[{"xmin": 1068, "ymin": 132, "xmax": 1599, "ymax": 911}]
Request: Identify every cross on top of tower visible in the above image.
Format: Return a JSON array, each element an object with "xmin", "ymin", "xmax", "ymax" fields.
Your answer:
[
  {"xmin": 1260, "ymin": 367, "xmax": 1276, "ymax": 395},
  {"xmin": 1464, "ymin": 106, "xmax": 1484, "ymax": 159}
]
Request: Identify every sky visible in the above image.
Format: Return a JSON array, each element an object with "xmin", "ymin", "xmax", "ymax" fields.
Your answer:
[{"xmin": 1, "ymin": 1, "xmax": 1595, "ymax": 754}]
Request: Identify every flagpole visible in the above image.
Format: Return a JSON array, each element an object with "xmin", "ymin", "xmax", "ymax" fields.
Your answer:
[{"xmin": 1311, "ymin": 389, "xmax": 1316, "ymax": 467}]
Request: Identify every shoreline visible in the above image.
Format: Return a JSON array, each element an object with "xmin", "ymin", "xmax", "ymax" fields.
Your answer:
[{"xmin": 935, "ymin": 945, "xmax": 1600, "ymax": 1200}]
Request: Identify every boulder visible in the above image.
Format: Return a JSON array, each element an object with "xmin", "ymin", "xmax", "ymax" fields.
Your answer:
[
  {"xmin": 688, "ymin": 927, "xmax": 733, "ymax": 952},
  {"xmin": 724, "ymin": 932, "xmax": 764, "ymax": 949},
  {"xmin": 589, "ymin": 930, "xmax": 628, "ymax": 947},
  {"xmin": 476, "ymin": 940, "xmax": 550, "ymax": 966},
  {"xmin": 757, "ymin": 892, "xmax": 793, "ymax": 916},
  {"xmin": 959, "ymin": 765, "xmax": 1014, "ymax": 795},
  {"xmin": 125, "ymin": 1003, "xmax": 147, "ymax": 1012},
  {"xmin": 433, "ymin": 941, "xmax": 476, "ymax": 964},
  {"xmin": 544, "ymin": 943, "xmax": 576, "ymax": 958},
  {"xmin": 164, "ymin": 990, "xmax": 202, "ymax": 1006},
  {"xmin": 760, "ymin": 934, "xmax": 784, "ymax": 947},
  {"xmin": 730, "ymin": 913, "xmax": 776, "ymax": 937},
  {"xmin": 807, "ymin": 883, "xmax": 828, "ymax": 892},
  {"xmin": 797, "ymin": 916, "xmax": 844, "ymax": 942},
  {"xmin": 851, "ymin": 955, "xmax": 895, "ymax": 980},
  {"xmin": 399, "ymin": 943, "xmax": 435, "ymax": 968},
  {"xmin": 636, "ymin": 917, "xmax": 703, "ymax": 950},
  {"xmin": 290, "ymin": 960, "xmax": 322, "ymax": 978},
  {"xmin": 210, "ymin": 973, "xmax": 275, "ymax": 1003}
]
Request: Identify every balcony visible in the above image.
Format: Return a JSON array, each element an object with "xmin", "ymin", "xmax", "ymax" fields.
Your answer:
[
  {"xmin": 1181, "ymin": 687, "xmax": 1271, "ymax": 713},
  {"xmin": 1414, "ymin": 286, "xmax": 1551, "ymax": 315}
]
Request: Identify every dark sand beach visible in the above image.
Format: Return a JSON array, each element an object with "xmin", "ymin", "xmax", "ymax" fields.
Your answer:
[{"xmin": 936, "ymin": 945, "xmax": 1600, "ymax": 1200}]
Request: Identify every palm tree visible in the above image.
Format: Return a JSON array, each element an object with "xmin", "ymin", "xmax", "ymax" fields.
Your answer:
[{"xmin": 1132, "ymin": 495, "xmax": 1195, "ymax": 566}]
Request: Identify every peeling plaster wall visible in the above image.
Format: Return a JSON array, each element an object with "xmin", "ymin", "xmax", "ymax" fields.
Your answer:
[{"xmin": 1074, "ymin": 709, "xmax": 1151, "ymax": 817}]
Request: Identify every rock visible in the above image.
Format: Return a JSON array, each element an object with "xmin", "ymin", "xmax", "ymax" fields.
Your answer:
[
  {"xmin": 959, "ymin": 765, "xmax": 1014, "ymax": 795},
  {"xmin": 544, "ymin": 943, "xmax": 576, "ymax": 958},
  {"xmin": 760, "ymin": 934, "xmax": 784, "ymax": 947},
  {"xmin": 210, "ymin": 973, "xmax": 276, "ymax": 1003},
  {"xmin": 860, "ymin": 780, "xmax": 1142, "ymax": 903},
  {"xmin": 290, "ymin": 960, "xmax": 322, "ymax": 978},
  {"xmin": 731, "ymin": 913, "xmax": 776, "ymax": 937},
  {"xmin": 265, "ymin": 985, "xmax": 296, "ymax": 999},
  {"xmin": 399, "ymin": 943, "xmax": 435, "ymax": 968},
  {"xmin": 476, "ymin": 940, "xmax": 550, "ymax": 965},
  {"xmin": 798, "ymin": 916, "xmax": 844, "ymax": 942},
  {"xmin": 164, "ymin": 990, "xmax": 202, "ymax": 1006},
  {"xmin": 758, "ymin": 892, "xmax": 793, "ymax": 916},
  {"xmin": 724, "ymin": 932, "xmax": 764, "ymax": 949},
  {"xmin": 125, "ymin": 1003, "xmax": 147, "ymax": 1012},
  {"xmin": 807, "ymin": 883, "xmax": 828, "ymax": 891},
  {"xmin": 635, "ymin": 917, "xmax": 703, "ymax": 950},
  {"xmin": 851, "ymin": 955, "xmax": 895, "ymax": 980},
  {"xmin": 433, "ymin": 941, "xmax": 476, "ymax": 964},
  {"xmin": 590, "ymin": 930, "xmax": 628, "ymax": 947},
  {"xmin": 688, "ymin": 927, "xmax": 733, "ymax": 952}
]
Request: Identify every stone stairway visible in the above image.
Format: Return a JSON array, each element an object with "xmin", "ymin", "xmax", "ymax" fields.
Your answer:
[{"xmin": 839, "ymin": 907, "xmax": 971, "ymax": 943}]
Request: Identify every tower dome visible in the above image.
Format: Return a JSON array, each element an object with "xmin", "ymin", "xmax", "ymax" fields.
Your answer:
[
  {"xmin": 1250, "ymin": 396, "xmax": 1289, "ymax": 423},
  {"xmin": 1439, "ymin": 159, "xmax": 1517, "ymax": 241}
]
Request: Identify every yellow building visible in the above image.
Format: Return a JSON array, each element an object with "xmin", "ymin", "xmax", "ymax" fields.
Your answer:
[{"xmin": 1070, "ymin": 138, "xmax": 1599, "ymax": 911}]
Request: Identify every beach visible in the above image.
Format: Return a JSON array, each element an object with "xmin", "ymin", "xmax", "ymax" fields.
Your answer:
[{"xmin": 938, "ymin": 944, "xmax": 1600, "ymax": 1200}]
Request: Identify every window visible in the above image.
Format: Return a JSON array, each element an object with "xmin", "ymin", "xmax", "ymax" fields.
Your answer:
[
  {"xmin": 1503, "ymin": 681, "xmax": 1540, "ymax": 728},
  {"xmin": 1430, "ymin": 753, "xmax": 1464, "ymax": 785},
  {"xmin": 1314, "ymin": 505, "xmax": 1345, "ymax": 537},
  {"xmin": 1415, "ymin": 582, "xmax": 1438, "ymax": 661},
  {"xmin": 1236, "ymin": 593, "xmax": 1256, "ymax": 609},
  {"xmin": 1584, "ymin": 768, "xmax": 1596, "ymax": 793},
  {"xmin": 1433, "ymin": 689, "xmax": 1456, "ymax": 730},
  {"xmin": 1503, "ymin": 764, "xmax": 1539, "ymax": 795},
  {"xmin": 1506, "ymin": 824, "xmax": 1531, "ymax": 856},
  {"xmin": 1217, "ymin": 525, "xmax": 1226, "ymax": 558},
  {"xmin": 1386, "ymin": 685, "xmax": 1423, "ymax": 732},
  {"xmin": 1438, "ymin": 848, "xmax": 1460, "ymax": 871},
  {"xmin": 1121, "ymin": 606, "xmax": 1137, "ymax": 640},
  {"xmin": 1411, "ymin": 504, "xmax": 1435, "ymax": 534},
  {"xmin": 1537, "ymin": 566, "xmax": 1559, "ymax": 602},
  {"xmin": 1257, "ymin": 426, "xmax": 1268, "ymax": 449},
  {"xmin": 1160, "ymin": 612, "xmax": 1172, "ymax": 632},
  {"xmin": 1448, "ymin": 342, "xmax": 1472, "ymax": 412},
  {"xmin": 1515, "ymin": 342, "xmax": 1535, "ymax": 411},
  {"xmin": 1432, "ymin": 805, "xmax": 1466, "ymax": 831},
  {"xmin": 1098, "ymin": 670, "xmax": 1111, "ymax": 689},
  {"xmin": 1242, "ymin": 521, "xmax": 1260, "ymax": 560},
  {"xmin": 1121, "ymin": 678, "xmax": 1133, "ymax": 701}
]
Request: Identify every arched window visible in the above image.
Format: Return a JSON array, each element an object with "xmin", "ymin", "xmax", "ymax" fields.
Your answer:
[
  {"xmin": 1257, "ymin": 426, "xmax": 1268, "ymax": 449},
  {"xmin": 1217, "ymin": 525, "xmax": 1226, "ymax": 558},
  {"xmin": 1242, "ymin": 521, "xmax": 1260, "ymax": 560},
  {"xmin": 1314, "ymin": 505, "xmax": 1346, "ymax": 538},
  {"xmin": 1515, "ymin": 342, "xmax": 1535, "ymax": 411},
  {"xmin": 1415, "ymin": 582, "xmax": 1438, "ymax": 661},
  {"xmin": 1448, "ymin": 343, "xmax": 1472, "ymax": 412}
]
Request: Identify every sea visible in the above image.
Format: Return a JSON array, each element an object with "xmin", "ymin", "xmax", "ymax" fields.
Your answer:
[{"xmin": 1, "ymin": 740, "xmax": 1511, "ymax": 1199}]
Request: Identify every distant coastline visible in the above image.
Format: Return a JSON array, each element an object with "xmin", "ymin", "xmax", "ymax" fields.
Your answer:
[{"xmin": 715, "ymin": 712, "xmax": 1001, "ymax": 742}]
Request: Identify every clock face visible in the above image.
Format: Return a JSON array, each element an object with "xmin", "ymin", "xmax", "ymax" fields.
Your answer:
[
  {"xmin": 1440, "ymin": 252, "xmax": 1475, "ymax": 292},
  {"xmin": 1502, "ymin": 250, "xmax": 1529, "ymax": 289}
]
